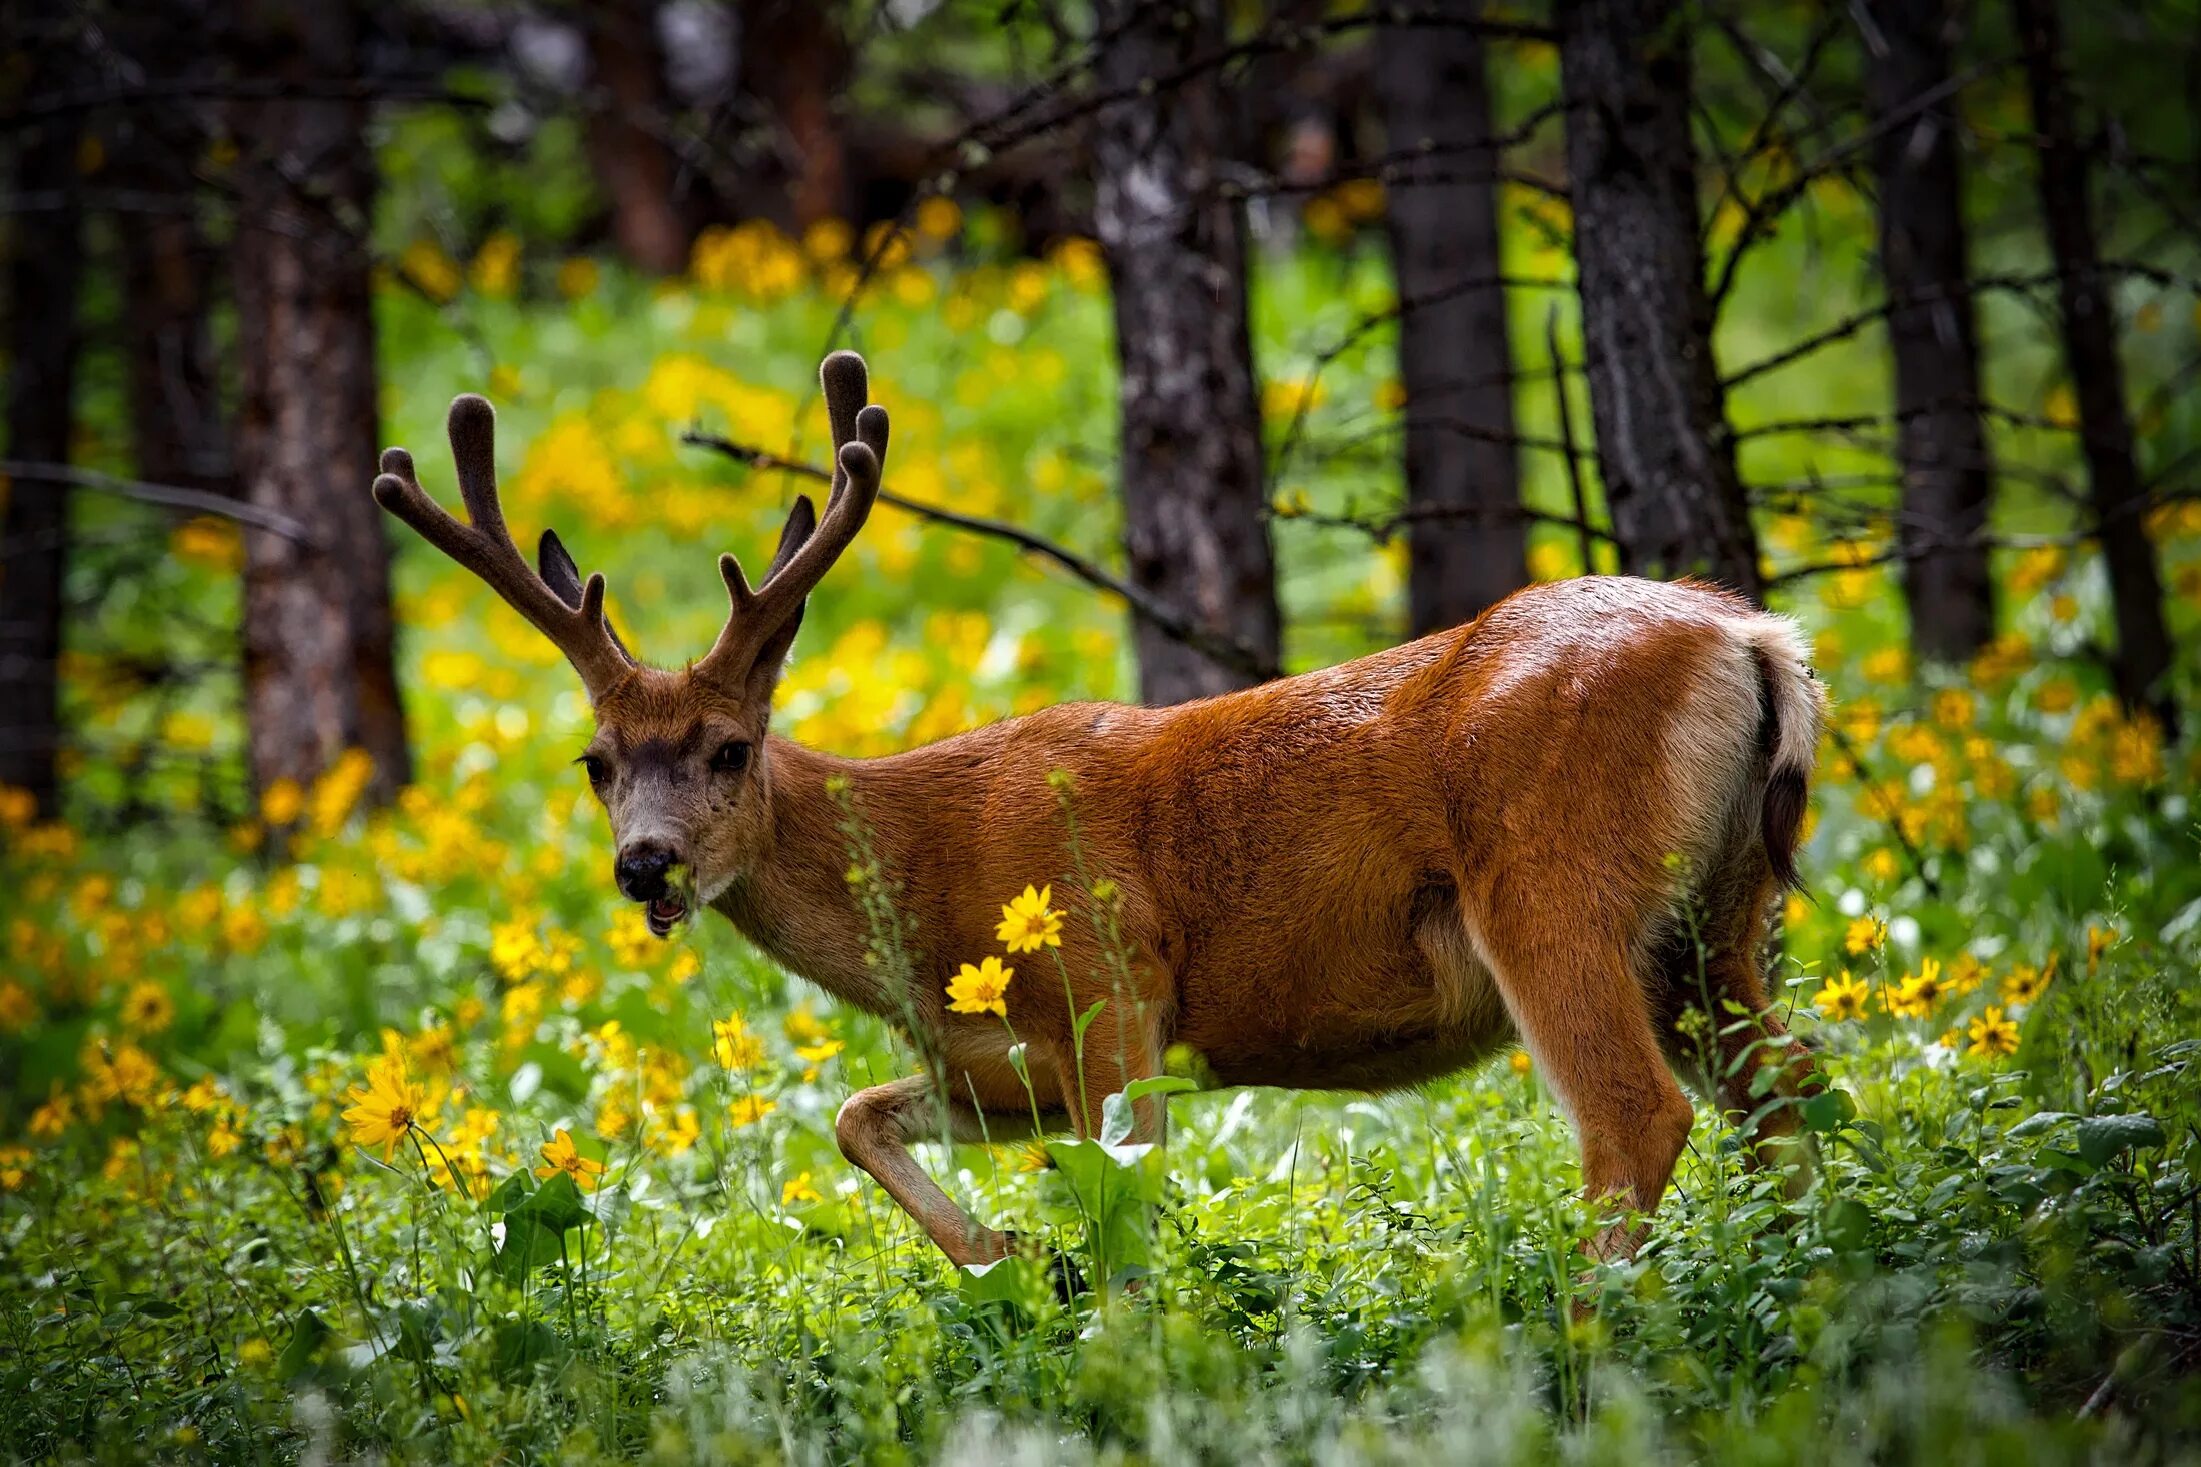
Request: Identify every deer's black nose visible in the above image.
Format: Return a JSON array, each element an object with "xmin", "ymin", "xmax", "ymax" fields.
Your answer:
[{"xmin": 615, "ymin": 843, "xmax": 676, "ymax": 901}]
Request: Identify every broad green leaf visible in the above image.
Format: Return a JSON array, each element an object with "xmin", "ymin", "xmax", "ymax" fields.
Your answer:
[
  {"xmin": 510, "ymin": 1170, "xmax": 587, "ymax": 1233},
  {"xmin": 2075, "ymin": 1113, "xmax": 2166, "ymax": 1167},
  {"xmin": 492, "ymin": 1317, "xmax": 565, "ymax": 1381}
]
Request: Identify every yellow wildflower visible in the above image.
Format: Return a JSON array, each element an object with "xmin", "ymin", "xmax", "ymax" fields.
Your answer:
[
  {"xmin": 1814, "ymin": 971, "xmax": 1872, "ymax": 1022},
  {"xmin": 794, "ymin": 1039, "xmax": 844, "ymax": 1082},
  {"xmin": 727, "ymin": 1094, "xmax": 777, "ymax": 1128},
  {"xmin": 946, "ymin": 956, "xmax": 1014, "ymax": 1018},
  {"xmin": 1844, "ymin": 915, "xmax": 1887, "ymax": 956},
  {"xmin": 2087, "ymin": 925, "xmax": 2116, "ymax": 974},
  {"xmin": 29, "ymin": 1087, "xmax": 74, "ymax": 1138},
  {"xmin": 119, "ymin": 980, "xmax": 175, "ymax": 1034},
  {"xmin": 0, "ymin": 1146, "xmax": 29, "ymax": 1190},
  {"xmin": 781, "ymin": 1171, "xmax": 822, "ymax": 1206},
  {"xmin": 783, "ymin": 1003, "xmax": 832, "ymax": 1046},
  {"xmin": 1966, "ymin": 1007, "xmax": 2021, "ymax": 1059},
  {"xmin": 535, "ymin": 1128, "xmax": 605, "ymax": 1191},
  {"xmin": 1886, "ymin": 958, "xmax": 1948, "ymax": 1020},
  {"xmin": 995, "ymin": 883, "xmax": 1064, "ymax": 954},
  {"xmin": 0, "ymin": 979, "xmax": 36, "ymax": 1031},
  {"xmin": 713, "ymin": 1013, "xmax": 766, "ymax": 1071},
  {"xmin": 260, "ymin": 778, "xmax": 304, "ymax": 827},
  {"xmin": 2001, "ymin": 958, "xmax": 2055, "ymax": 1006},
  {"xmin": 342, "ymin": 1052, "xmax": 425, "ymax": 1162}
]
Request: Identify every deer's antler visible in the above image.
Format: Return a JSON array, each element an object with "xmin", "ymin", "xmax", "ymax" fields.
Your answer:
[
  {"xmin": 372, "ymin": 395, "xmax": 637, "ymax": 700},
  {"xmin": 695, "ymin": 349, "xmax": 889, "ymax": 686}
]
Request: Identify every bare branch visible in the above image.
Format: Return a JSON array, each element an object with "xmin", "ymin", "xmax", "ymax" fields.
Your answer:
[
  {"xmin": 680, "ymin": 431, "xmax": 1284, "ymax": 683},
  {"xmin": 0, "ymin": 460, "xmax": 319, "ymax": 544}
]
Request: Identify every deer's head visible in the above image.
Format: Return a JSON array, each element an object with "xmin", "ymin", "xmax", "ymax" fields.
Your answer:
[{"xmin": 373, "ymin": 351, "xmax": 887, "ymax": 936}]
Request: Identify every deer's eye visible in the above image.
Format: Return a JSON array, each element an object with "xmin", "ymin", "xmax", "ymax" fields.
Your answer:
[
  {"xmin": 711, "ymin": 740, "xmax": 751, "ymax": 776},
  {"xmin": 578, "ymin": 753, "xmax": 607, "ymax": 786}
]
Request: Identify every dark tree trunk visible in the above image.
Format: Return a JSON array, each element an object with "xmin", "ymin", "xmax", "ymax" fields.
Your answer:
[
  {"xmin": 229, "ymin": 1, "xmax": 411, "ymax": 806},
  {"xmin": 1379, "ymin": 0, "xmax": 1526, "ymax": 632},
  {"xmin": 110, "ymin": 3, "xmax": 230, "ymax": 495},
  {"xmin": 0, "ymin": 23, "xmax": 87, "ymax": 817},
  {"xmin": 581, "ymin": 0, "xmax": 689, "ymax": 274},
  {"xmin": 738, "ymin": 0, "xmax": 851, "ymax": 229},
  {"xmin": 1558, "ymin": 0, "xmax": 1761, "ymax": 600},
  {"xmin": 2014, "ymin": 0, "xmax": 2176, "ymax": 730},
  {"xmin": 1863, "ymin": 0, "xmax": 1995, "ymax": 662},
  {"xmin": 1091, "ymin": 0, "xmax": 1281, "ymax": 706}
]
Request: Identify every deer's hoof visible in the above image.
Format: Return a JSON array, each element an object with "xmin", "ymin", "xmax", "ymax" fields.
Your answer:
[{"xmin": 1001, "ymin": 1230, "xmax": 1086, "ymax": 1303}]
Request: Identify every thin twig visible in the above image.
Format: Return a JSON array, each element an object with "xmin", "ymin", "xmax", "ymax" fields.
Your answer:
[
  {"xmin": 679, "ymin": 431, "xmax": 1283, "ymax": 683},
  {"xmin": 0, "ymin": 460, "xmax": 319, "ymax": 544}
]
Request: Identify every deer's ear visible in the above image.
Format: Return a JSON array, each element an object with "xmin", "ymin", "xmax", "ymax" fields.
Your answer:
[
  {"xmin": 539, "ymin": 529, "xmax": 586, "ymax": 607},
  {"xmin": 540, "ymin": 529, "xmax": 637, "ymax": 662},
  {"xmin": 765, "ymin": 496, "xmax": 817, "ymax": 581}
]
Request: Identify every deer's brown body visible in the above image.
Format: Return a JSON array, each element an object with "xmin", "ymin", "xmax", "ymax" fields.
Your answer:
[{"xmin": 378, "ymin": 353, "xmax": 1827, "ymax": 1272}]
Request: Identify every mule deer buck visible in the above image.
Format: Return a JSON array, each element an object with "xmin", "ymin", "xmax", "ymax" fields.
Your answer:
[{"xmin": 374, "ymin": 350, "xmax": 1828, "ymax": 1269}]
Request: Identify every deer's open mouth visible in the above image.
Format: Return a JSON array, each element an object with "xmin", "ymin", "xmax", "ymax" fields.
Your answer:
[{"xmin": 644, "ymin": 894, "xmax": 688, "ymax": 937}]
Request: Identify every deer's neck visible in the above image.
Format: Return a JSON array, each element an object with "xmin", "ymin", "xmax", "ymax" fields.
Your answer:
[{"xmin": 709, "ymin": 735, "xmax": 905, "ymax": 1016}]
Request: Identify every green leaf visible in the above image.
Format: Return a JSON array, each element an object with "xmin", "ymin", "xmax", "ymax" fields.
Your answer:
[
  {"xmin": 509, "ymin": 1170, "xmax": 587, "ymax": 1233},
  {"xmin": 1121, "ymin": 1075, "xmax": 1197, "ymax": 1104},
  {"xmin": 483, "ymin": 1170, "xmax": 533, "ymax": 1214},
  {"xmin": 957, "ymin": 1256, "xmax": 1043, "ymax": 1312},
  {"xmin": 494, "ymin": 1216, "xmax": 567, "ymax": 1282},
  {"xmin": 1800, "ymin": 1089, "xmax": 1855, "ymax": 1134},
  {"xmin": 491, "ymin": 1317, "xmax": 565, "ymax": 1382},
  {"xmin": 2006, "ymin": 1111, "xmax": 2075, "ymax": 1139},
  {"xmin": 277, "ymin": 1308, "xmax": 332, "ymax": 1381},
  {"xmin": 2075, "ymin": 1113, "xmax": 2166, "ymax": 1167}
]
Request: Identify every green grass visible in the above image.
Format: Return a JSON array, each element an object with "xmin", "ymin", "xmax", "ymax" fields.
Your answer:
[{"xmin": 4, "ymin": 212, "xmax": 2200, "ymax": 1464}]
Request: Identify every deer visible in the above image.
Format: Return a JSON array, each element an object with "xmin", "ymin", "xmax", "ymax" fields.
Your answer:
[{"xmin": 372, "ymin": 350, "xmax": 1829, "ymax": 1273}]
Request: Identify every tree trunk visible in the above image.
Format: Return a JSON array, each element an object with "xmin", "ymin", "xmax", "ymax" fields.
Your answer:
[
  {"xmin": 0, "ymin": 23, "xmax": 86, "ymax": 817},
  {"xmin": 1863, "ymin": 0, "xmax": 1995, "ymax": 662},
  {"xmin": 581, "ymin": 0, "xmax": 690, "ymax": 274},
  {"xmin": 1091, "ymin": 0, "xmax": 1281, "ymax": 706},
  {"xmin": 1558, "ymin": 0, "xmax": 1761, "ymax": 600},
  {"xmin": 110, "ymin": 3, "xmax": 230, "ymax": 495},
  {"xmin": 1378, "ymin": 0, "xmax": 1526, "ymax": 632},
  {"xmin": 2013, "ymin": 0, "xmax": 2176, "ymax": 730},
  {"xmin": 229, "ymin": 0, "xmax": 411, "ymax": 807},
  {"xmin": 738, "ymin": 0, "xmax": 851, "ymax": 230}
]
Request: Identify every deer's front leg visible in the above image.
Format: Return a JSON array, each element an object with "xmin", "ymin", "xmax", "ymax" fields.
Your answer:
[{"xmin": 834, "ymin": 1072, "xmax": 1040, "ymax": 1266}]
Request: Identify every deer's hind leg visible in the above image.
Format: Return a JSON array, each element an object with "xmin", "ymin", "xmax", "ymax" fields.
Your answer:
[
  {"xmin": 1464, "ymin": 868, "xmax": 1697, "ymax": 1262},
  {"xmin": 1649, "ymin": 840, "xmax": 1822, "ymax": 1190}
]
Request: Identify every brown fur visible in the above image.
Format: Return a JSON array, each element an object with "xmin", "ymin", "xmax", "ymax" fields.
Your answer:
[{"xmin": 384, "ymin": 361, "xmax": 1831, "ymax": 1270}]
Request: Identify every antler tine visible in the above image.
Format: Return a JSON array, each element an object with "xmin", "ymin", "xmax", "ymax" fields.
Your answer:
[
  {"xmin": 371, "ymin": 395, "xmax": 634, "ymax": 699},
  {"xmin": 695, "ymin": 355, "xmax": 887, "ymax": 684}
]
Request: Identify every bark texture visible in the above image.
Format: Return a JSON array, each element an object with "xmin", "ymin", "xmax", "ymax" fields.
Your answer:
[
  {"xmin": 2014, "ymin": 0, "xmax": 2175, "ymax": 729},
  {"xmin": 1558, "ymin": 0, "xmax": 1762, "ymax": 600},
  {"xmin": 230, "ymin": 0, "xmax": 411, "ymax": 805},
  {"xmin": 1864, "ymin": 0, "xmax": 1995, "ymax": 661},
  {"xmin": 1379, "ymin": 0, "xmax": 1526, "ymax": 632},
  {"xmin": 582, "ymin": 0, "xmax": 690, "ymax": 273},
  {"xmin": 1092, "ymin": 0, "xmax": 1281, "ymax": 705},
  {"xmin": 111, "ymin": 2, "xmax": 230, "ymax": 494},
  {"xmin": 0, "ymin": 20, "xmax": 86, "ymax": 816}
]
